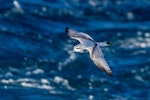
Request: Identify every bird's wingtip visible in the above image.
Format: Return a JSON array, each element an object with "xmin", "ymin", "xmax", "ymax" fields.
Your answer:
[
  {"xmin": 66, "ymin": 27, "xmax": 69, "ymax": 33},
  {"xmin": 106, "ymin": 41, "xmax": 111, "ymax": 45},
  {"xmin": 109, "ymin": 73, "xmax": 113, "ymax": 76},
  {"xmin": 107, "ymin": 71, "xmax": 113, "ymax": 76}
]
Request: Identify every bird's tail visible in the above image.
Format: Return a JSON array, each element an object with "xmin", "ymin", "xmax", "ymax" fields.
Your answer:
[{"xmin": 97, "ymin": 41, "xmax": 111, "ymax": 47}]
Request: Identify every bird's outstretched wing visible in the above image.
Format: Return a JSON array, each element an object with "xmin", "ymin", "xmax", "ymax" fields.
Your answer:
[
  {"xmin": 66, "ymin": 27, "xmax": 95, "ymax": 43},
  {"xmin": 90, "ymin": 45, "xmax": 112, "ymax": 76}
]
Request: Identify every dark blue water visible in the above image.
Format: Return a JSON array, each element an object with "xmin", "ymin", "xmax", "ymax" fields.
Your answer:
[{"xmin": 0, "ymin": 0, "xmax": 150, "ymax": 100}]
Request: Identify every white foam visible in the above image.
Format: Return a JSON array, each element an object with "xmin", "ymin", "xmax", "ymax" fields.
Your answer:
[
  {"xmin": 1, "ymin": 27, "xmax": 7, "ymax": 31},
  {"xmin": 42, "ymin": 7, "xmax": 47, "ymax": 12},
  {"xmin": 89, "ymin": 86, "xmax": 93, "ymax": 89},
  {"xmin": 117, "ymin": 32, "xmax": 122, "ymax": 37},
  {"xmin": 13, "ymin": 0, "xmax": 24, "ymax": 13},
  {"xmin": 9, "ymin": 67, "xmax": 19, "ymax": 73},
  {"xmin": 47, "ymin": 39, "xmax": 53, "ymax": 43},
  {"xmin": 104, "ymin": 88, "xmax": 109, "ymax": 92},
  {"xmin": 38, "ymin": 58, "xmax": 49, "ymax": 63},
  {"xmin": 77, "ymin": 75, "xmax": 82, "ymax": 79},
  {"xmin": 145, "ymin": 32, "xmax": 150, "ymax": 37},
  {"xmin": 0, "ymin": 78, "xmax": 54, "ymax": 91},
  {"xmin": 120, "ymin": 34, "xmax": 150, "ymax": 49},
  {"xmin": 58, "ymin": 52, "xmax": 76, "ymax": 71},
  {"xmin": 126, "ymin": 12, "xmax": 134, "ymax": 20},
  {"xmin": 1, "ymin": 79, "xmax": 14, "ymax": 84},
  {"xmin": 137, "ymin": 31, "xmax": 142, "ymax": 36},
  {"xmin": 135, "ymin": 76, "xmax": 144, "ymax": 82},
  {"xmin": 54, "ymin": 76, "xmax": 62, "ymax": 83},
  {"xmin": 21, "ymin": 82, "xmax": 33, "ymax": 87},
  {"xmin": 58, "ymin": 42, "xmax": 77, "ymax": 71},
  {"xmin": 140, "ymin": 68, "xmax": 144, "ymax": 72},
  {"xmin": 17, "ymin": 78, "xmax": 35, "ymax": 82},
  {"xmin": 131, "ymin": 70, "xmax": 136, "ymax": 73},
  {"xmin": 24, "ymin": 57, "xmax": 28, "ymax": 61},
  {"xmin": 33, "ymin": 68, "xmax": 44, "ymax": 75},
  {"xmin": 54, "ymin": 76, "xmax": 68, "ymax": 85},
  {"xmin": 89, "ymin": 0, "xmax": 98, "ymax": 7},
  {"xmin": 26, "ymin": 71, "xmax": 32, "ymax": 75},
  {"xmin": 39, "ymin": 84, "xmax": 52, "ymax": 90},
  {"xmin": 4, "ymin": 85, "xmax": 8, "ymax": 89},
  {"xmin": 19, "ymin": 79, "xmax": 53, "ymax": 90},
  {"xmin": 54, "ymin": 76, "xmax": 75, "ymax": 91},
  {"xmin": 5, "ymin": 72, "xmax": 13, "ymax": 77},
  {"xmin": 116, "ymin": 1, "xmax": 122, "ymax": 5},
  {"xmin": 133, "ymin": 50, "xmax": 146, "ymax": 55},
  {"xmin": 140, "ymin": 43, "xmax": 146, "ymax": 48},
  {"xmin": 41, "ymin": 79, "xmax": 50, "ymax": 84},
  {"xmin": 89, "ymin": 95, "xmax": 94, "ymax": 100}
]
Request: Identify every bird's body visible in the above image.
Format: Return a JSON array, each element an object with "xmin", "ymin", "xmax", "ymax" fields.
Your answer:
[{"xmin": 66, "ymin": 28, "xmax": 112, "ymax": 76}]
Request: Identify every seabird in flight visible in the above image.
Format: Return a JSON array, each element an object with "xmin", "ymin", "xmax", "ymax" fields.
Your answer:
[{"xmin": 66, "ymin": 27, "xmax": 112, "ymax": 76}]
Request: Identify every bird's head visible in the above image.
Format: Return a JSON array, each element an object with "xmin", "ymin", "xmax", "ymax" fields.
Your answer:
[
  {"xmin": 73, "ymin": 45, "xmax": 82, "ymax": 52},
  {"xmin": 73, "ymin": 45, "xmax": 88, "ymax": 53}
]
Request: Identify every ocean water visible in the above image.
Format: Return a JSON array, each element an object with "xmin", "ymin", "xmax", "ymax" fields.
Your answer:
[{"xmin": 0, "ymin": 0, "xmax": 150, "ymax": 100}]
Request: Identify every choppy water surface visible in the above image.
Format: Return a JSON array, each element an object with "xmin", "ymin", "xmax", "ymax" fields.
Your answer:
[{"xmin": 0, "ymin": 0, "xmax": 150, "ymax": 100}]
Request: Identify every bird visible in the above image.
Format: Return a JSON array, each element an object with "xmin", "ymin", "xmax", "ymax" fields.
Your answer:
[{"xmin": 66, "ymin": 27, "xmax": 112, "ymax": 76}]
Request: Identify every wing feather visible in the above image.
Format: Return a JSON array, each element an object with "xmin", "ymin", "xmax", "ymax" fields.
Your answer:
[
  {"xmin": 66, "ymin": 28, "xmax": 95, "ymax": 43},
  {"xmin": 90, "ymin": 45, "xmax": 112, "ymax": 76}
]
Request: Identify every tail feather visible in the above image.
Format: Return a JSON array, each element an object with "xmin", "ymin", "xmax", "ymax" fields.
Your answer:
[{"xmin": 97, "ymin": 41, "xmax": 111, "ymax": 47}]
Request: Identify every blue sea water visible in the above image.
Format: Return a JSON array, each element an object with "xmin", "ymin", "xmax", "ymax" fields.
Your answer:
[{"xmin": 0, "ymin": 0, "xmax": 150, "ymax": 100}]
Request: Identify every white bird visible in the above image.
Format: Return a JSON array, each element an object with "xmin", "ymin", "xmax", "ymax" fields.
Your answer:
[{"xmin": 66, "ymin": 27, "xmax": 112, "ymax": 76}]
